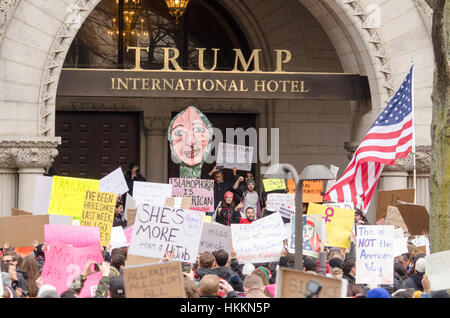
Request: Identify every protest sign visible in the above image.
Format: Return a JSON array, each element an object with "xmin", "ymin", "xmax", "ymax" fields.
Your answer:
[
  {"xmin": 397, "ymin": 203, "xmax": 429, "ymax": 235},
  {"xmin": 376, "ymin": 188, "xmax": 415, "ymax": 220},
  {"xmin": 393, "ymin": 228, "xmax": 408, "ymax": 257},
  {"xmin": 355, "ymin": 225, "xmax": 394, "ymax": 285},
  {"xmin": 80, "ymin": 190, "xmax": 116, "ymax": 246},
  {"xmin": 385, "ymin": 206, "xmax": 409, "ymax": 234},
  {"xmin": 204, "ymin": 215, "xmax": 212, "ymax": 223},
  {"xmin": 110, "ymin": 226, "xmax": 127, "ymax": 245},
  {"xmin": 99, "ymin": 167, "xmax": 129, "ymax": 194},
  {"xmin": 32, "ymin": 175, "xmax": 53, "ymax": 215},
  {"xmin": 132, "ymin": 181, "xmax": 172, "ymax": 206},
  {"xmin": 126, "ymin": 209, "xmax": 138, "ymax": 225},
  {"xmin": 128, "ymin": 204, "xmax": 204, "ymax": 263},
  {"xmin": 48, "ymin": 176, "xmax": 100, "ymax": 217},
  {"xmin": 126, "ymin": 254, "xmax": 160, "ymax": 266},
  {"xmin": 325, "ymin": 165, "xmax": 339, "ymax": 193},
  {"xmin": 275, "ymin": 267, "xmax": 344, "ymax": 298},
  {"xmin": 169, "ymin": 178, "xmax": 214, "ymax": 212},
  {"xmin": 44, "ymin": 224, "xmax": 100, "ymax": 247},
  {"xmin": 198, "ymin": 222, "xmax": 233, "ymax": 254},
  {"xmin": 262, "ymin": 179, "xmax": 286, "ymax": 192},
  {"xmin": 11, "ymin": 208, "xmax": 32, "ymax": 216},
  {"xmin": 302, "ymin": 180, "xmax": 323, "ymax": 203},
  {"xmin": 411, "ymin": 235, "xmax": 430, "ymax": 255},
  {"xmin": 216, "ymin": 142, "xmax": 254, "ymax": 171},
  {"xmin": 41, "ymin": 243, "xmax": 104, "ymax": 297},
  {"xmin": 288, "ymin": 214, "xmax": 322, "ymax": 257},
  {"xmin": 267, "ymin": 193, "xmax": 295, "ymax": 219},
  {"xmin": 425, "ymin": 250, "xmax": 450, "ymax": 291},
  {"xmin": 0, "ymin": 215, "xmax": 49, "ymax": 247},
  {"xmin": 287, "ymin": 179, "xmax": 296, "ymax": 194},
  {"xmin": 324, "ymin": 202, "xmax": 355, "ymax": 211},
  {"xmin": 231, "ymin": 212, "xmax": 285, "ymax": 264},
  {"xmin": 165, "ymin": 196, "xmax": 192, "ymax": 209},
  {"xmin": 124, "ymin": 225, "xmax": 134, "ymax": 243},
  {"xmin": 124, "ymin": 193, "xmax": 137, "ymax": 222},
  {"xmin": 307, "ymin": 203, "xmax": 354, "ymax": 248},
  {"xmin": 124, "ymin": 261, "xmax": 185, "ymax": 298}
]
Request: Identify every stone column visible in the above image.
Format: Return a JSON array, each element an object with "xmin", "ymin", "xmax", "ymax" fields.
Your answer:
[
  {"xmin": 0, "ymin": 137, "xmax": 60, "ymax": 213},
  {"xmin": 143, "ymin": 117, "xmax": 170, "ymax": 183},
  {"xmin": 0, "ymin": 168, "xmax": 18, "ymax": 217}
]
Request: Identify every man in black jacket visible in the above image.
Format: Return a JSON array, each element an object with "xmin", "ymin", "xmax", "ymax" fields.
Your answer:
[{"xmin": 208, "ymin": 166, "xmax": 234, "ymax": 210}]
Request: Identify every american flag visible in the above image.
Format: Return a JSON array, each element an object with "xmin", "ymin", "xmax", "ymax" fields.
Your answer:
[
  {"xmin": 376, "ymin": 217, "xmax": 386, "ymax": 225},
  {"xmin": 324, "ymin": 65, "xmax": 415, "ymax": 213}
]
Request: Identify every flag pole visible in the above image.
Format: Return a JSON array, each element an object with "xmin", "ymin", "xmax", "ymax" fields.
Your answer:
[{"xmin": 411, "ymin": 62, "xmax": 417, "ymax": 203}]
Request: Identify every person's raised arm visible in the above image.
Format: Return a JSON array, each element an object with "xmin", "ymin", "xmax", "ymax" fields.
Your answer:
[
  {"xmin": 317, "ymin": 243, "xmax": 327, "ymax": 276},
  {"xmin": 233, "ymin": 176, "xmax": 243, "ymax": 190},
  {"xmin": 208, "ymin": 165, "xmax": 218, "ymax": 177},
  {"xmin": 95, "ymin": 262, "xmax": 111, "ymax": 298}
]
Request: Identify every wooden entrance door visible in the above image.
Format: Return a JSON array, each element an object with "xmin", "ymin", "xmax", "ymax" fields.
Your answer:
[
  {"xmin": 53, "ymin": 111, "xmax": 140, "ymax": 179},
  {"xmin": 167, "ymin": 112, "xmax": 257, "ymax": 181}
]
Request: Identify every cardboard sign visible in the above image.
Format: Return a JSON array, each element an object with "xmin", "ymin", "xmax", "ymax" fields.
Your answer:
[
  {"xmin": 385, "ymin": 206, "xmax": 409, "ymax": 234},
  {"xmin": 231, "ymin": 212, "xmax": 285, "ymax": 264},
  {"xmin": 0, "ymin": 215, "xmax": 49, "ymax": 247},
  {"xmin": 164, "ymin": 196, "xmax": 192, "ymax": 210},
  {"xmin": 41, "ymin": 243, "xmax": 104, "ymax": 298},
  {"xmin": 44, "ymin": 224, "xmax": 100, "ymax": 247},
  {"xmin": 126, "ymin": 254, "xmax": 160, "ymax": 266},
  {"xmin": 287, "ymin": 179, "xmax": 296, "ymax": 194},
  {"xmin": 275, "ymin": 267, "xmax": 344, "ymax": 298},
  {"xmin": 99, "ymin": 167, "xmax": 129, "ymax": 195},
  {"xmin": 425, "ymin": 250, "xmax": 450, "ymax": 291},
  {"xmin": 11, "ymin": 208, "xmax": 32, "ymax": 216},
  {"xmin": 289, "ymin": 214, "xmax": 323, "ymax": 257},
  {"xmin": 307, "ymin": 203, "xmax": 354, "ymax": 248},
  {"xmin": 267, "ymin": 193, "xmax": 295, "ymax": 219},
  {"xmin": 376, "ymin": 188, "xmax": 415, "ymax": 220},
  {"xmin": 169, "ymin": 178, "xmax": 214, "ymax": 212},
  {"xmin": 216, "ymin": 142, "xmax": 254, "ymax": 171},
  {"xmin": 124, "ymin": 193, "xmax": 137, "ymax": 221},
  {"xmin": 198, "ymin": 222, "xmax": 233, "ymax": 254},
  {"xmin": 128, "ymin": 204, "xmax": 204, "ymax": 263},
  {"xmin": 132, "ymin": 181, "xmax": 172, "ymax": 206},
  {"xmin": 302, "ymin": 180, "xmax": 323, "ymax": 203},
  {"xmin": 411, "ymin": 235, "xmax": 430, "ymax": 255},
  {"xmin": 355, "ymin": 225, "xmax": 394, "ymax": 285},
  {"xmin": 126, "ymin": 209, "xmax": 138, "ymax": 225},
  {"xmin": 48, "ymin": 176, "xmax": 100, "ymax": 217},
  {"xmin": 396, "ymin": 203, "xmax": 429, "ymax": 235},
  {"xmin": 80, "ymin": 190, "xmax": 116, "ymax": 246},
  {"xmin": 124, "ymin": 262, "xmax": 185, "ymax": 298},
  {"xmin": 262, "ymin": 179, "xmax": 286, "ymax": 192}
]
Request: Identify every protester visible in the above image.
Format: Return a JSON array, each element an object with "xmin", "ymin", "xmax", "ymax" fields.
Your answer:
[
  {"xmin": 232, "ymin": 168, "xmax": 254, "ymax": 203},
  {"xmin": 109, "ymin": 275, "xmax": 125, "ymax": 298},
  {"xmin": 243, "ymin": 274, "xmax": 269, "ymax": 298},
  {"xmin": 239, "ymin": 207, "xmax": 256, "ymax": 224},
  {"xmin": 208, "ymin": 165, "xmax": 234, "ymax": 210},
  {"xmin": 215, "ymin": 192, "xmax": 242, "ymax": 226},
  {"xmin": 18, "ymin": 255, "xmax": 40, "ymax": 298},
  {"xmin": 124, "ymin": 161, "xmax": 146, "ymax": 197},
  {"xmin": 2, "ymin": 251, "xmax": 28, "ymax": 297},
  {"xmin": 233, "ymin": 178, "xmax": 262, "ymax": 220},
  {"xmin": 404, "ymin": 256, "xmax": 426, "ymax": 291},
  {"xmin": 65, "ymin": 260, "xmax": 111, "ymax": 298},
  {"xmin": 113, "ymin": 202, "xmax": 127, "ymax": 228},
  {"xmin": 183, "ymin": 276, "xmax": 199, "ymax": 298}
]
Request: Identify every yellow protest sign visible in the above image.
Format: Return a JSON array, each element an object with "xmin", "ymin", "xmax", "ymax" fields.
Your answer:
[
  {"xmin": 80, "ymin": 190, "xmax": 116, "ymax": 246},
  {"xmin": 263, "ymin": 179, "xmax": 286, "ymax": 192},
  {"xmin": 302, "ymin": 180, "xmax": 323, "ymax": 202},
  {"xmin": 307, "ymin": 202, "xmax": 354, "ymax": 248},
  {"xmin": 204, "ymin": 215, "xmax": 212, "ymax": 223},
  {"xmin": 48, "ymin": 176, "xmax": 100, "ymax": 217}
]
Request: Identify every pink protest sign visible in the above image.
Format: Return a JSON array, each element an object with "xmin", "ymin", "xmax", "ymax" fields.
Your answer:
[
  {"xmin": 41, "ymin": 243, "xmax": 104, "ymax": 297},
  {"xmin": 124, "ymin": 225, "xmax": 134, "ymax": 243},
  {"xmin": 44, "ymin": 224, "xmax": 100, "ymax": 247},
  {"xmin": 169, "ymin": 178, "xmax": 214, "ymax": 212}
]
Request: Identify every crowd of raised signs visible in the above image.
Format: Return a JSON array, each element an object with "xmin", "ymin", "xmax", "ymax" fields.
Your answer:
[{"xmin": 0, "ymin": 162, "xmax": 449, "ymax": 299}]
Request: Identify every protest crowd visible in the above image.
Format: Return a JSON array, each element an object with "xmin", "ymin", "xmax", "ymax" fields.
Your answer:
[{"xmin": 0, "ymin": 160, "xmax": 447, "ymax": 299}]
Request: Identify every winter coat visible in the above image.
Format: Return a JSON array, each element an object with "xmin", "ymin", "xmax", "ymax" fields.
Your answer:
[
  {"xmin": 238, "ymin": 190, "xmax": 263, "ymax": 220},
  {"xmin": 215, "ymin": 204, "xmax": 241, "ymax": 226},
  {"xmin": 404, "ymin": 272, "xmax": 424, "ymax": 291},
  {"xmin": 211, "ymin": 180, "xmax": 234, "ymax": 210},
  {"xmin": 124, "ymin": 171, "xmax": 146, "ymax": 196},
  {"xmin": 68, "ymin": 274, "xmax": 110, "ymax": 298},
  {"xmin": 113, "ymin": 213, "xmax": 127, "ymax": 228}
]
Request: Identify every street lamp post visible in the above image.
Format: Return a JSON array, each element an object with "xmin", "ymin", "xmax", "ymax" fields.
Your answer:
[{"xmin": 265, "ymin": 164, "xmax": 335, "ymax": 271}]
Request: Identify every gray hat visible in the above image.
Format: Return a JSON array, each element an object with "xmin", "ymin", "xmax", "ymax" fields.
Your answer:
[
  {"xmin": 247, "ymin": 179, "xmax": 255, "ymax": 185},
  {"xmin": 39, "ymin": 290, "xmax": 60, "ymax": 298}
]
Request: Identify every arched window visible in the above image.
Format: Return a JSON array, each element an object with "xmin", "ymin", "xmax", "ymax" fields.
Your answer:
[{"xmin": 64, "ymin": 0, "xmax": 250, "ymax": 70}]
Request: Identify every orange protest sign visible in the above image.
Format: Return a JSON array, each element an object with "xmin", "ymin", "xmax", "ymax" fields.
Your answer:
[
  {"xmin": 287, "ymin": 179, "xmax": 296, "ymax": 194},
  {"xmin": 302, "ymin": 180, "xmax": 323, "ymax": 202}
]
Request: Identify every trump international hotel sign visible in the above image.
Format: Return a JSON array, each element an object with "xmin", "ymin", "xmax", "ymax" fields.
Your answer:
[{"xmin": 58, "ymin": 47, "xmax": 369, "ymax": 100}]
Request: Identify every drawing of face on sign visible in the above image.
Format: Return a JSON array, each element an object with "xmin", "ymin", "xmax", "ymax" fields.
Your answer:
[
  {"xmin": 303, "ymin": 219, "xmax": 321, "ymax": 254},
  {"xmin": 168, "ymin": 106, "xmax": 213, "ymax": 167}
]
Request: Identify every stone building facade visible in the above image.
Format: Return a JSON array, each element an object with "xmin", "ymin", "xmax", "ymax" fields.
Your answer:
[{"xmin": 0, "ymin": 0, "xmax": 434, "ymax": 223}]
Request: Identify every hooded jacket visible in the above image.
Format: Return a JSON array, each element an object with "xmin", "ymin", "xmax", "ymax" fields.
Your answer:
[{"xmin": 215, "ymin": 204, "xmax": 241, "ymax": 226}]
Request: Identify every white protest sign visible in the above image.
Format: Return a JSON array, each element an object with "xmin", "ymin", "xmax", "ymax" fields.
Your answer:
[
  {"xmin": 216, "ymin": 142, "xmax": 254, "ymax": 171},
  {"xmin": 324, "ymin": 202, "xmax": 355, "ymax": 211},
  {"xmin": 133, "ymin": 181, "xmax": 172, "ymax": 206},
  {"xmin": 99, "ymin": 167, "xmax": 129, "ymax": 194},
  {"xmin": 393, "ymin": 228, "xmax": 408, "ymax": 257},
  {"xmin": 32, "ymin": 176, "xmax": 72, "ymax": 225},
  {"xmin": 124, "ymin": 193, "xmax": 137, "ymax": 221},
  {"xmin": 198, "ymin": 222, "xmax": 232, "ymax": 254},
  {"xmin": 355, "ymin": 225, "xmax": 394, "ymax": 285},
  {"xmin": 110, "ymin": 226, "xmax": 129, "ymax": 250},
  {"xmin": 231, "ymin": 212, "xmax": 285, "ymax": 264},
  {"xmin": 129, "ymin": 204, "xmax": 204, "ymax": 264},
  {"xmin": 425, "ymin": 250, "xmax": 450, "ymax": 291},
  {"xmin": 267, "ymin": 193, "xmax": 295, "ymax": 219},
  {"xmin": 325, "ymin": 165, "xmax": 339, "ymax": 193}
]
